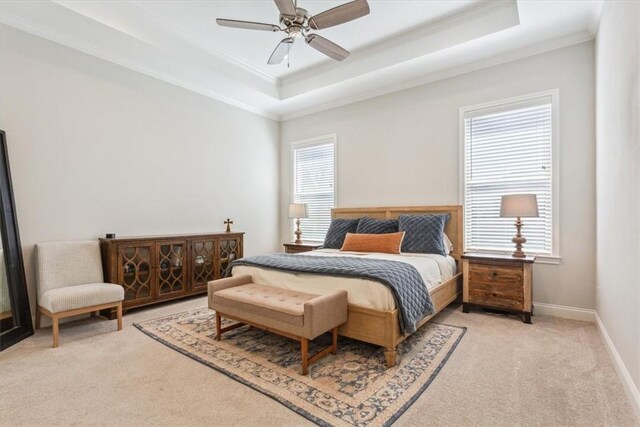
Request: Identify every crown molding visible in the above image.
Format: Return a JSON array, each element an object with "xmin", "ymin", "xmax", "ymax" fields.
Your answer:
[
  {"xmin": 0, "ymin": 13, "xmax": 279, "ymax": 121},
  {"xmin": 279, "ymin": 3, "xmax": 520, "ymax": 100},
  {"xmin": 281, "ymin": 0, "xmax": 519, "ymax": 87},
  {"xmin": 128, "ymin": 1, "xmax": 278, "ymax": 85},
  {"xmin": 1, "ymin": 1, "xmax": 602, "ymax": 123},
  {"xmin": 586, "ymin": 0, "xmax": 604, "ymax": 37},
  {"xmin": 279, "ymin": 31, "xmax": 594, "ymax": 121}
]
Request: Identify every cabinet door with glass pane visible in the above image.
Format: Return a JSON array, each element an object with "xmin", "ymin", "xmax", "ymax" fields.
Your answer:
[
  {"xmin": 191, "ymin": 239, "xmax": 216, "ymax": 292},
  {"xmin": 155, "ymin": 240, "xmax": 188, "ymax": 299},
  {"xmin": 217, "ymin": 237, "xmax": 242, "ymax": 279},
  {"xmin": 118, "ymin": 244, "xmax": 155, "ymax": 307}
]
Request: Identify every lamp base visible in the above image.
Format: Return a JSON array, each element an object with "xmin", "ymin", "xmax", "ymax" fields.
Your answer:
[
  {"xmin": 512, "ymin": 217, "xmax": 527, "ymax": 258},
  {"xmin": 294, "ymin": 218, "xmax": 302, "ymax": 244},
  {"xmin": 512, "ymin": 249, "xmax": 527, "ymax": 258}
]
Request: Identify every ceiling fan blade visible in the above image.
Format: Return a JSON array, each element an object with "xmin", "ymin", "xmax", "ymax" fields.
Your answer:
[
  {"xmin": 268, "ymin": 38, "xmax": 294, "ymax": 64},
  {"xmin": 305, "ymin": 34, "xmax": 350, "ymax": 61},
  {"xmin": 216, "ymin": 19, "xmax": 280, "ymax": 32},
  {"xmin": 274, "ymin": 0, "xmax": 296, "ymax": 16},
  {"xmin": 309, "ymin": 0, "xmax": 370, "ymax": 30}
]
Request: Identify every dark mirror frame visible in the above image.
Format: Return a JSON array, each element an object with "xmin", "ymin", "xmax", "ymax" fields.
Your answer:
[{"xmin": 0, "ymin": 130, "xmax": 33, "ymax": 350}]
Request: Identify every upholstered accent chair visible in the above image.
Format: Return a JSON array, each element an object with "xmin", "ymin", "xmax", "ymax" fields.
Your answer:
[{"xmin": 35, "ymin": 240, "xmax": 124, "ymax": 347}]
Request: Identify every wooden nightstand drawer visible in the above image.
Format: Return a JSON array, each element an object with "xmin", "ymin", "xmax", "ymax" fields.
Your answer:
[
  {"xmin": 468, "ymin": 287, "xmax": 524, "ymax": 311},
  {"xmin": 468, "ymin": 263, "xmax": 523, "ymax": 288}
]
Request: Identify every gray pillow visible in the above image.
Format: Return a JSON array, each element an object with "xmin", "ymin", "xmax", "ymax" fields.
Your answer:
[
  {"xmin": 398, "ymin": 214, "xmax": 451, "ymax": 255},
  {"xmin": 356, "ymin": 217, "xmax": 398, "ymax": 234},
  {"xmin": 323, "ymin": 218, "xmax": 360, "ymax": 249}
]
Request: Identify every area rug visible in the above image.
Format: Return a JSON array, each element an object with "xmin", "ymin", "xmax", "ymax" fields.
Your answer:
[{"xmin": 134, "ymin": 308, "xmax": 466, "ymax": 427}]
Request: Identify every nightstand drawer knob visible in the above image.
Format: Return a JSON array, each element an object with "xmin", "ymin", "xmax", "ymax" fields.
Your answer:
[{"xmin": 492, "ymin": 272, "xmax": 498, "ymax": 278}]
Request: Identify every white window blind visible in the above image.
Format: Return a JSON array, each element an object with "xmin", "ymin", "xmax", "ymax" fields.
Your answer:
[
  {"xmin": 463, "ymin": 95, "xmax": 554, "ymax": 255},
  {"xmin": 293, "ymin": 138, "xmax": 335, "ymax": 242}
]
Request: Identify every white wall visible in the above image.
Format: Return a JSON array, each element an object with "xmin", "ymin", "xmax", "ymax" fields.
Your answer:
[
  {"xmin": 281, "ymin": 41, "xmax": 596, "ymax": 310},
  {"xmin": 595, "ymin": 0, "xmax": 640, "ymax": 410},
  {"xmin": 0, "ymin": 25, "xmax": 281, "ymax": 311}
]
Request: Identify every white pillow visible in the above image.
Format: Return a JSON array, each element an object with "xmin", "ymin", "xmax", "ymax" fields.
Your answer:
[{"xmin": 443, "ymin": 234, "xmax": 454, "ymax": 254}]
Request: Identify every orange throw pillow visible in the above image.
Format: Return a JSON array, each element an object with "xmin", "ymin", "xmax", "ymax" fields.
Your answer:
[{"xmin": 340, "ymin": 232, "xmax": 405, "ymax": 254}]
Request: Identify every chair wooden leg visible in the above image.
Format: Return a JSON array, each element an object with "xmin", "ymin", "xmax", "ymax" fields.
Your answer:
[
  {"xmin": 52, "ymin": 316, "xmax": 59, "ymax": 348},
  {"xmin": 116, "ymin": 302, "xmax": 123, "ymax": 331},
  {"xmin": 301, "ymin": 338, "xmax": 309, "ymax": 375},
  {"xmin": 331, "ymin": 327, "xmax": 338, "ymax": 355},
  {"xmin": 215, "ymin": 312, "xmax": 222, "ymax": 341},
  {"xmin": 35, "ymin": 307, "xmax": 41, "ymax": 329}
]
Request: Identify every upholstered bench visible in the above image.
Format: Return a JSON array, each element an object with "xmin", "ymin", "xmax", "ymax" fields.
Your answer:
[{"xmin": 208, "ymin": 275, "xmax": 348, "ymax": 375}]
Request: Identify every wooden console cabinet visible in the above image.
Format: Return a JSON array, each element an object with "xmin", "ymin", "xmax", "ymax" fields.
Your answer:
[{"xmin": 100, "ymin": 232, "xmax": 243, "ymax": 315}]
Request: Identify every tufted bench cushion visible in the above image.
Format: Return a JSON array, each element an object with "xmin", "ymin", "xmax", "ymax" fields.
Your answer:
[{"xmin": 212, "ymin": 283, "xmax": 318, "ymax": 328}]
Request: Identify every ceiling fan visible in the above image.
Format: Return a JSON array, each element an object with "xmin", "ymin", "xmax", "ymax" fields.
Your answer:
[{"xmin": 216, "ymin": 0, "xmax": 370, "ymax": 65}]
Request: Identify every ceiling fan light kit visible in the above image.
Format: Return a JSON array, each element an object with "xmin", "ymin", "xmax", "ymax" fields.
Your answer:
[{"xmin": 216, "ymin": 0, "xmax": 370, "ymax": 66}]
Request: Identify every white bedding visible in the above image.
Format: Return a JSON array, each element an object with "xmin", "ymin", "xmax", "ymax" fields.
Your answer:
[{"xmin": 232, "ymin": 249, "xmax": 457, "ymax": 311}]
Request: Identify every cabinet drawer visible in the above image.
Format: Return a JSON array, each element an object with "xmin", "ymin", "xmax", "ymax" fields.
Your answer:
[
  {"xmin": 462, "ymin": 255, "xmax": 534, "ymax": 320},
  {"xmin": 468, "ymin": 263, "xmax": 523, "ymax": 287},
  {"xmin": 467, "ymin": 262, "xmax": 524, "ymax": 311},
  {"xmin": 468, "ymin": 289, "xmax": 524, "ymax": 311}
]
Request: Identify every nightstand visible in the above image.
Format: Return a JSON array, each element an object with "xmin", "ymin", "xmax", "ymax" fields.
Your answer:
[
  {"xmin": 283, "ymin": 242, "xmax": 322, "ymax": 254},
  {"xmin": 462, "ymin": 253, "xmax": 535, "ymax": 323}
]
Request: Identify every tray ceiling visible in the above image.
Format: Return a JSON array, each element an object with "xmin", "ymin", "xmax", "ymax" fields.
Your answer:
[{"xmin": 0, "ymin": 0, "xmax": 603, "ymax": 120}]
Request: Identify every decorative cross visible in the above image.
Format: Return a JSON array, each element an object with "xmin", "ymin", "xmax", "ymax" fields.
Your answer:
[{"xmin": 224, "ymin": 218, "xmax": 233, "ymax": 233}]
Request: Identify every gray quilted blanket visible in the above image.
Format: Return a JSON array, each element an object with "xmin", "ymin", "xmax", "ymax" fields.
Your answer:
[{"xmin": 229, "ymin": 254, "xmax": 434, "ymax": 334}]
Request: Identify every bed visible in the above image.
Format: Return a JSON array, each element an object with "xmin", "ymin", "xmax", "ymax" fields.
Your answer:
[{"xmin": 233, "ymin": 205, "xmax": 463, "ymax": 367}]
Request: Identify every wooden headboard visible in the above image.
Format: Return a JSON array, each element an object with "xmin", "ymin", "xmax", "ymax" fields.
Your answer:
[{"xmin": 331, "ymin": 205, "xmax": 463, "ymax": 260}]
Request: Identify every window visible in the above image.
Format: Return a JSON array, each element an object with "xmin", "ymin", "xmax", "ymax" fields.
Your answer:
[
  {"xmin": 461, "ymin": 91, "xmax": 558, "ymax": 257},
  {"xmin": 292, "ymin": 135, "xmax": 336, "ymax": 242}
]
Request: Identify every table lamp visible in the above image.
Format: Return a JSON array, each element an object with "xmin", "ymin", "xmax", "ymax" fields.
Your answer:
[
  {"xmin": 288, "ymin": 203, "xmax": 309, "ymax": 244},
  {"xmin": 500, "ymin": 194, "xmax": 539, "ymax": 258}
]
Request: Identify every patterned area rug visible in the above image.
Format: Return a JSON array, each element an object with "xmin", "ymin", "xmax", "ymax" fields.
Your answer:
[{"xmin": 134, "ymin": 309, "xmax": 466, "ymax": 427}]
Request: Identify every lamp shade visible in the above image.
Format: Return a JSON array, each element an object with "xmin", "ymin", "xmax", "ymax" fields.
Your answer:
[
  {"xmin": 500, "ymin": 194, "xmax": 539, "ymax": 218},
  {"xmin": 288, "ymin": 203, "xmax": 309, "ymax": 219}
]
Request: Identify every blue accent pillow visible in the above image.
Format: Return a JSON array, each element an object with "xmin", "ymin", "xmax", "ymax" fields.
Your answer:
[
  {"xmin": 398, "ymin": 214, "xmax": 451, "ymax": 255},
  {"xmin": 323, "ymin": 218, "xmax": 360, "ymax": 249},
  {"xmin": 356, "ymin": 217, "xmax": 398, "ymax": 234}
]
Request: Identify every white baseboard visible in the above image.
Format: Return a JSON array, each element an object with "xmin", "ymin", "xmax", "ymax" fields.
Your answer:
[
  {"xmin": 595, "ymin": 312, "xmax": 640, "ymax": 423},
  {"xmin": 533, "ymin": 302, "xmax": 596, "ymax": 322}
]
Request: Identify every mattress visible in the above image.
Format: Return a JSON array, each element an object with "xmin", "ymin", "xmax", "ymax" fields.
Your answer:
[{"xmin": 232, "ymin": 249, "xmax": 457, "ymax": 311}]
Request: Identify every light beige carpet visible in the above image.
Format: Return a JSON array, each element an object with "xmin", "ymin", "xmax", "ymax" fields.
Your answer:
[
  {"xmin": 0, "ymin": 296, "xmax": 638, "ymax": 426},
  {"xmin": 134, "ymin": 308, "xmax": 466, "ymax": 426}
]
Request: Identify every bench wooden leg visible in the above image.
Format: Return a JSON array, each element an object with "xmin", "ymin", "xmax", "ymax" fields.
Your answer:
[
  {"xmin": 301, "ymin": 338, "xmax": 309, "ymax": 375},
  {"xmin": 215, "ymin": 312, "xmax": 222, "ymax": 341},
  {"xmin": 52, "ymin": 316, "xmax": 59, "ymax": 348},
  {"xmin": 331, "ymin": 327, "xmax": 338, "ymax": 355},
  {"xmin": 116, "ymin": 302, "xmax": 123, "ymax": 331},
  {"xmin": 213, "ymin": 311, "xmax": 340, "ymax": 376}
]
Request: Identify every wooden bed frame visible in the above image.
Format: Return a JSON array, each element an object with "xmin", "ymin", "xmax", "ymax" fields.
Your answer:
[{"xmin": 331, "ymin": 205, "xmax": 463, "ymax": 368}]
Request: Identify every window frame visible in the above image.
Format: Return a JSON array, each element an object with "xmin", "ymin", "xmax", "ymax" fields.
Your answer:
[
  {"xmin": 290, "ymin": 134, "xmax": 337, "ymax": 243},
  {"xmin": 458, "ymin": 89, "xmax": 561, "ymax": 264}
]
